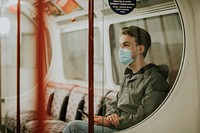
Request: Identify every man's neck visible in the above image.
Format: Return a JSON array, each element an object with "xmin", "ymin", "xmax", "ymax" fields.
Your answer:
[{"xmin": 129, "ymin": 57, "xmax": 146, "ymax": 73}]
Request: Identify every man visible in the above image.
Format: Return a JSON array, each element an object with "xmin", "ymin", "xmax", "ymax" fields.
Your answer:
[{"xmin": 63, "ymin": 26, "xmax": 170, "ymax": 133}]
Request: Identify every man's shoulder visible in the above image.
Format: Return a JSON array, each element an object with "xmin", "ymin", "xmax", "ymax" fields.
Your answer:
[{"xmin": 144, "ymin": 64, "xmax": 169, "ymax": 80}]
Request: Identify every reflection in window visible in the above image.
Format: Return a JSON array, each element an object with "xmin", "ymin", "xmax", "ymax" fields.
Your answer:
[
  {"xmin": 110, "ymin": 13, "xmax": 183, "ymax": 87},
  {"xmin": 0, "ymin": 12, "xmax": 51, "ymax": 97},
  {"xmin": 61, "ymin": 28, "xmax": 102, "ymax": 83},
  {"xmin": 20, "ymin": 33, "xmax": 36, "ymax": 68}
]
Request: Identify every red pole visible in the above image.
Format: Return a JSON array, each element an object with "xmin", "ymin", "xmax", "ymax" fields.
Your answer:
[
  {"xmin": 36, "ymin": 0, "xmax": 46, "ymax": 132},
  {"xmin": 88, "ymin": 0, "xmax": 94, "ymax": 132},
  {"xmin": 16, "ymin": 0, "xmax": 20, "ymax": 132}
]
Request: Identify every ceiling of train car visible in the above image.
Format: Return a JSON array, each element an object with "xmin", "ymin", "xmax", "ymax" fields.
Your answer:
[
  {"xmin": 0, "ymin": 0, "xmax": 174, "ymax": 20},
  {"xmin": 41, "ymin": 0, "xmax": 173, "ymax": 16}
]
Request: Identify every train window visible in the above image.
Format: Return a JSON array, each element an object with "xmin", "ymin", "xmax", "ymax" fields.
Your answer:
[
  {"xmin": 0, "ymin": 12, "xmax": 52, "ymax": 97},
  {"xmin": 61, "ymin": 28, "xmax": 102, "ymax": 83},
  {"xmin": 110, "ymin": 13, "xmax": 183, "ymax": 87}
]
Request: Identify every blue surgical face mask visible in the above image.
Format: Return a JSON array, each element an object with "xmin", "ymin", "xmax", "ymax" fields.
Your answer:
[{"xmin": 118, "ymin": 48, "xmax": 135, "ymax": 65}]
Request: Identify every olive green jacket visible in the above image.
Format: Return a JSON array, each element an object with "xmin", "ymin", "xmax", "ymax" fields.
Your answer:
[{"xmin": 106, "ymin": 64, "xmax": 170, "ymax": 130}]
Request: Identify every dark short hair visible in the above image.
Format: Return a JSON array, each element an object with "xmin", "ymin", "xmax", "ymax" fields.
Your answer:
[{"xmin": 121, "ymin": 26, "xmax": 151, "ymax": 58}]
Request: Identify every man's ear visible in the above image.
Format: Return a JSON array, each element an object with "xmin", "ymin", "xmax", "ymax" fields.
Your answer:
[{"xmin": 138, "ymin": 45, "xmax": 145, "ymax": 54}]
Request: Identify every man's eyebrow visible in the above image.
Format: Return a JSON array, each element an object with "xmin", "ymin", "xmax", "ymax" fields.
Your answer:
[{"xmin": 120, "ymin": 41, "xmax": 130, "ymax": 45}]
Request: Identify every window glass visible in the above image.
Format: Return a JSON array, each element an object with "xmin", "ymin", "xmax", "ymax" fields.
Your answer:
[
  {"xmin": 110, "ymin": 13, "xmax": 183, "ymax": 87},
  {"xmin": 61, "ymin": 28, "xmax": 102, "ymax": 83}
]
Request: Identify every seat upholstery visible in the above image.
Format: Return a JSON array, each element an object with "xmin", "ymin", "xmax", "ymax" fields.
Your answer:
[{"xmin": 5, "ymin": 82, "xmax": 118, "ymax": 133}]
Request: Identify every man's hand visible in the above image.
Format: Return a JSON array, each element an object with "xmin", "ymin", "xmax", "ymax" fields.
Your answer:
[
  {"xmin": 106, "ymin": 114, "xmax": 121, "ymax": 127},
  {"xmin": 94, "ymin": 116, "xmax": 111, "ymax": 127}
]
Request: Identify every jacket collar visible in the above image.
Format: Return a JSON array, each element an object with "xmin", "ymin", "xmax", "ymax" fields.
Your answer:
[{"xmin": 124, "ymin": 63, "xmax": 162, "ymax": 80}]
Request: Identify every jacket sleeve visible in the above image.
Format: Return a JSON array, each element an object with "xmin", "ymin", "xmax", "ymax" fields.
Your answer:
[
  {"xmin": 105, "ymin": 76, "xmax": 127, "ymax": 116},
  {"xmin": 105, "ymin": 92, "xmax": 120, "ymax": 116},
  {"xmin": 117, "ymin": 77, "xmax": 170, "ymax": 130}
]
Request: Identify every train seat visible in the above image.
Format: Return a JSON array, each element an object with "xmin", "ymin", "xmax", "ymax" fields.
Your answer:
[
  {"xmin": 5, "ymin": 82, "xmax": 76, "ymax": 133},
  {"xmin": 22, "ymin": 85, "xmax": 86, "ymax": 133},
  {"xmin": 25, "ymin": 120, "xmax": 68, "ymax": 133},
  {"xmin": 5, "ymin": 82, "xmax": 117, "ymax": 133}
]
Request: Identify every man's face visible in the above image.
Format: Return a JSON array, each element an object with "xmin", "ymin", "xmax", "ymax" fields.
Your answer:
[{"xmin": 119, "ymin": 35, "xmax": 138, "ymax": 57}]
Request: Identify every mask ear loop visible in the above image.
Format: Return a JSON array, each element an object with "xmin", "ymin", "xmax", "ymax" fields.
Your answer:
[
  {"xmin": 130, "ymin": 46, "xmax": 139, "ymax": 59},
  {"xmin": 130, "ymin": 45, "xmax": 144, "ymax": 63}
]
